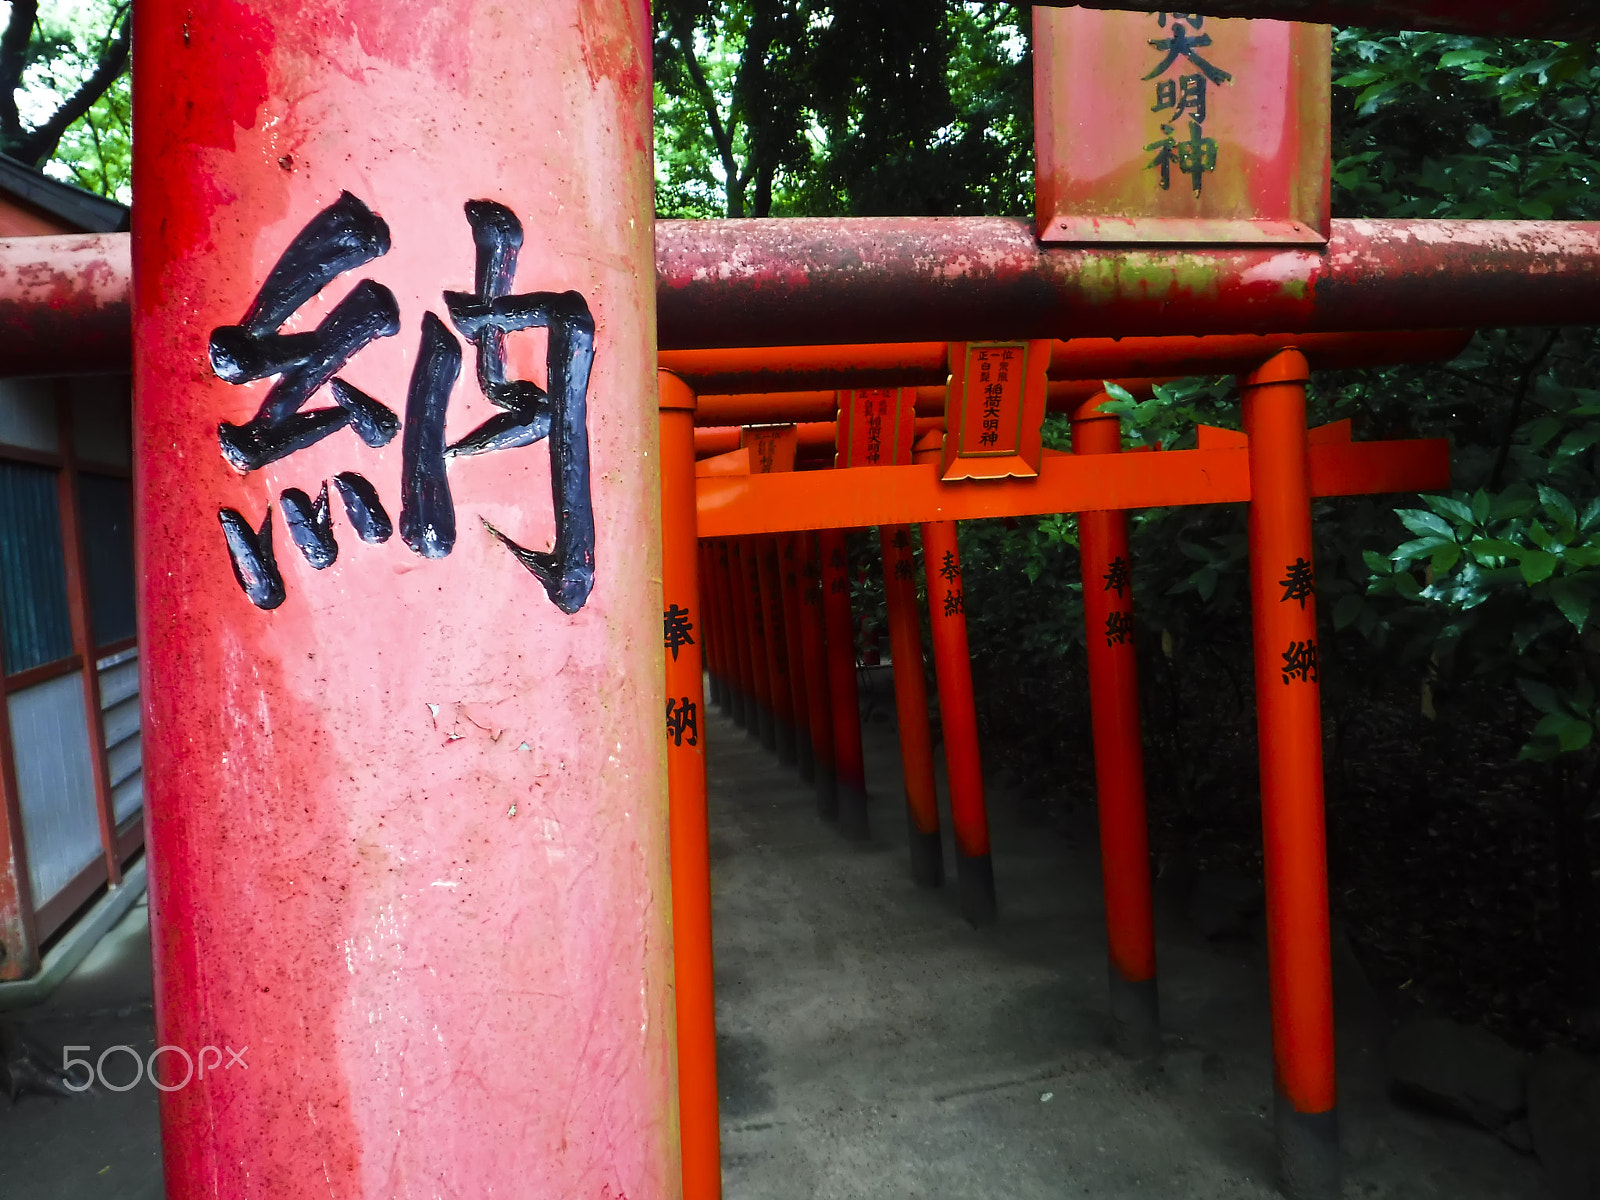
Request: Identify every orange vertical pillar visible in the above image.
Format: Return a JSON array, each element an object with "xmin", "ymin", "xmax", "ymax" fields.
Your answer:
[
  {"xmin": 757, "ymin": 538, "xmax": 798, "ymax": 765},
  {"xmin": 779, "ymin": 534, "xmax": 815, "ymax": 782},
  {"xmin": 879, "ymin": 526, "xmax": 944, "ymax": 888},
  {"xmin": 819, "ymin": 528, "xmax": 868, "ymax": 838},
  {"xmin": 1073, "ymin": 396, "xmax": 1159, "ymax": 1057},
  {"xmin": 697, "ymin": 542, "xmax": 723, "ymax": 712},
  {"xmin": 1243, "ymin": 350, "xmax": 1339, "ymax": 1200},
  {"xmin": 920, "ymin": 519, "xmax": 996, "ymax": 926},
  {"xmin": 723, "ymin": 541, "xmax": 754, "ymax": 730},
  {"xmin": 738, "ymin": 538, "xmax": 776, "ymax": 750},
  {"xmin": 716, "ymin": 540, "xmax": 750, "ymax": 727},
  {"xmin": 659, "ymin": 372, "xmax": 721, "ymax": 1200},
  {"xmin": 798, "ymin": 533, "xmax": 838, "ymax": 820}
]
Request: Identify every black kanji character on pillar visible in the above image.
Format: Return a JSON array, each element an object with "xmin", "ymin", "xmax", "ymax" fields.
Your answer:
[
  {"xmin": 943, "ymin": 589, "xmax": 965, "ymax": 617},
  {"xmin": 893, "ymin": 558, "xmax": 917, "ymax": 581},
  {"xmin": 1281, "ymin": 639, "xmax": 1319, "ymax": 684},
  {"xmin": 1103, "ymin": 555, "xmax": 1131, "ymax": 598},
  {"xmin": 938, "ymin": 551, "xmax": 961, "ymax": 583},
  {"xmin": 1105, "ymin": 610, "xmax": 1134, "ymax": 646},
  {"xmin": 210, "ymin": 192, "xmax": 403, "ymax": 474},
  {"xmin": 666, "ymin": 697, "xmax": 699, "ymax": 747},
  {"xmin": 219, "ymin": 507, "xmax": 286, "ymax": 611},
  {"xmin": 1144, "ymin": 23, "xmax": 1232, "ymax": 86},
  {"xmin": 891, "ymin": 529, "xmax": 911, "ymax": 550},
  {"xmin": 210, "ymin": 192, "xmax": 403, "ymax": 606},
  {"xmin": 1279, "ymin": 557, "xmax": 1315, "ymax": 608},
  {"xmin": 440, "ymin": 200, "xmax": 597, "ymax": 614},
  {"xmin": 664, "ymin": 603, "xmax": 696, "ymax": 660}
]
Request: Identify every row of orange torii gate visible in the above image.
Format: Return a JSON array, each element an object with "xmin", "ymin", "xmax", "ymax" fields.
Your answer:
[
  {"xmin": 10, "ymin": 2, "xmax": 1600, "ymax": 1200},
  {"xmin": 655, "ymin": 330, "xmax": 1460, "ymax": 1199}
]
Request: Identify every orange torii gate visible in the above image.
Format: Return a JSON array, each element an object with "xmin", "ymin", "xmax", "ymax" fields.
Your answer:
[{"xmin": 659, "ymin": 324, "xmax": 1460, "ymax": 1199}]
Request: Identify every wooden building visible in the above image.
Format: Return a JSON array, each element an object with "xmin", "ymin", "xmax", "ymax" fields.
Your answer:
[{"xmin": 0, "ymin": 155, "xmax": 139, "ymax": 981}]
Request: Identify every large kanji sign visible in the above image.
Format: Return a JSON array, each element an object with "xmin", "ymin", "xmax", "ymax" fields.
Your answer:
[{"xmin": 1033, "ymin": 8, "xmax": 1330, "ymax": 245}]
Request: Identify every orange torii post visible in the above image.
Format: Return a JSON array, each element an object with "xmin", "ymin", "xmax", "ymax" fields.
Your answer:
[
  {"xmin": 756, "ymin": 536, "xmax": 799, "ymax": 765},
  {"xmin": 880, "ymin": 525, "xmax": 945, "ymax": 888},
  {"xmin": 715, "ymin": 539, "xmax": 751, "ymax": 729},
  {"xmin": 797, "ymin": 532, "xmax": 839, "ymax": 819},
  {"xmin": 919, "ymin": 516, "xmax": 996, "ymax": 926},
  {"xmin": 1072, "ymin": 394, "xmax": 1159, "ymax": 1058},
  {"xmin": 820, "ymin": 527, "xmax": 869, "ymax": 838},
  {"xmin": 779, "ymin": 533, "xmax": 816, "ymax": 782},
  {"xmin": 698, "ymin": 542, "xmax": 723, "ymax": 712},
  {"xmin": 725, "ymin": 539, "xmax": 759, "ymax": 735},
  {"xmin": 657, "ymin": 372, "xmax": 721, "ymax": 1200},
  {"xmin": 1243, "ymin": 350, "xmax": 1340, "ymax": 1199},
  {"xmin": 835, "ymin": 386, "xmax": 943, "ymax": 878},
  {"xmin": 738, "ymin": 537, "xmax": 777, "ymax": 751}
]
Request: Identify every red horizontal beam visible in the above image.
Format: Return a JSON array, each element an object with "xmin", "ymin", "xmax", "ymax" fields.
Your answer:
[
  {"xmin": 658, "ymin": 218, "xmax": 1600, "ymax": 349},
  {"xmin": 0, "ymin": 234, "xmax": 131, "ymax": 376},
  {"xmin": 697, "ymin": 438, "xmax": 1448, "ymax": 537},
  {"xmin": 1036, "ymin": 1, "xmax": 1599, "ymax": 41},
  {"xmin": 6, "ymin": 217, "xmax": 1590, "ymax": 372}
]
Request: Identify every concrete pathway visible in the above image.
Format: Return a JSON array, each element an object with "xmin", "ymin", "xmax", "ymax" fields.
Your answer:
[
  {"xmin": 0, "ymin": 683, "xmax": 1549, "ymax": 1199},
  {"xmin": 0, "ymin": 894, "xmax": 161, "ymax": 1198},
  {"xmin": 708, "ymin": 685, "xmax": 1545, "ymax": 1199}
]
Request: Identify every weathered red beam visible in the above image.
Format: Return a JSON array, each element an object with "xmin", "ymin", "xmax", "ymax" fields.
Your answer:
[
  {"xmin": 1036, "ymin": 1, "xmax": 1600, "ymax": 41},
  {"xmin": 0, "ymin": 234, "xmax": 130, "ymax": 376},
  {"xmin": 657, "ymin": 218, "xmax": 1600, "ymax": 350},
  {"xmin": 697, "ymin": 438, "xmax": 1450, "ymax": 537}
]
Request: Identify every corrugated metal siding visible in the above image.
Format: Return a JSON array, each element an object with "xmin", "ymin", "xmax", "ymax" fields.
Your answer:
[
  {"xmin": 0, "ymin": 460, "xmax": 73, "ymax": 674},
  {"xmin": 79, "ymin": 473, "xmax": 136, "ymax": 647},
  {"xmin": 98, "ymin": 647, "xmax": 141, "ymax": 825},
  {"xmin": 10, "ymin": 671, "xmax": 101, "ymax": 907}
]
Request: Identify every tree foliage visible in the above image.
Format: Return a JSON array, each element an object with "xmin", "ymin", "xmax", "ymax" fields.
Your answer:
[
  {"xmin": 1, "ymin": 0, "xmax": 130, "ymax": 200},
  {"xmin": 653, "ymin": 0, "xmax": 1030, "ymax": 218}
]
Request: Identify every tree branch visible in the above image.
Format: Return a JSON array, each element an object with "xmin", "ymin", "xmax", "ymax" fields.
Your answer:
[
  {"xmin": 1487, "ymin": 328, "xmax": 1563, "ymax": 491},
  {"xmin": 668, "ymin": 12, "xmax": 743, "ymax": 218},
  {"xmin": 14, "ymin": 4, "xmax": 130, "ymax": 168},
  {"xmin": 0, "ymin": 0, "xmax": 39, "ymax": 146}
]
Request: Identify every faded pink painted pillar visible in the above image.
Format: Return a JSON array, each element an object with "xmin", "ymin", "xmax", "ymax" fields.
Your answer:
[{"xmin": 132, "ymin": 2, "xmax": 677, "ymax": 1197}]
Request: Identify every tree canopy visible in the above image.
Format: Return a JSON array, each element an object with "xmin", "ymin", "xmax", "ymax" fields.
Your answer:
[{"xmin": 2, "ymin": 0, "xmax": 130, "ymax": 200}]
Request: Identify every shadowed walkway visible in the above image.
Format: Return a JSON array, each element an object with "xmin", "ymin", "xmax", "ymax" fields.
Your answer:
[{"xmin": 706, "ymin": 684, "xmax": 1543, "ymax": 1199}]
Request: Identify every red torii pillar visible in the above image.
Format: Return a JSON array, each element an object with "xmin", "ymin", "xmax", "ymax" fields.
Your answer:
[
  {"xmin": 756, "ymin": 536, "xmax": 799, "ymax": 765},
  {"xmin": 820, "ymin": 528, "xmax": 869, "ymax": 837},
  {"xmin": 1244, "ymin": 351, "xmax": 1340, "ymax": 1199},
  {"xmin": 797, "ymin": 533, "xmax": 839, "ymax": 819},
  {"xmin": 1072, "ymin": 396, "xmax": 1159, "ymax": 1058},
  {"xmin": 880, "ymin": 526, "xmax": 945, "ymax": 888},
  {"xmin": 659, "ymin": 373, "xmax": 720, "ymax": 1200},
  {"xmin": 778, "ymin": 533, "xmax": 816, "ymax": 782},
  {"xmin": 717, "ymin": 538, "xmax": 753, "ymax": 730},
  {"xmin": 919, "ymin": 518, "xmax": 997, "ymax": 926},
  {"xmin": 134, "ymin": 2, "xmax": 676, "ymax": 1196},
  {"xmin": 738, "ymin": 537, "xmax": 777, "ymax": 750}
]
